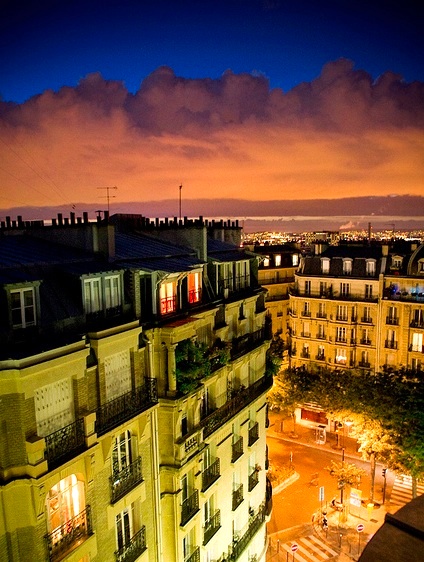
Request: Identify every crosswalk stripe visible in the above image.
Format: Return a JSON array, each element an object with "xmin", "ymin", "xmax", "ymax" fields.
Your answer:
[
  {"xmin": 301, "ymin": 536, "xmax": 331, "ymax": 558},
  {"xmin": 390, "ymin": 475, "xmax": 424, "ymax": 507},
  {"xmin": 308, "ymin": 535, "xmax": 338, "ymax": 557},
  {"xmin": 282, "ymin": 543, "xmax": 310, "ymax": 562},
  {"xmin": 297, "ymin": 541, "xmax": 329, "ymax": 561}
]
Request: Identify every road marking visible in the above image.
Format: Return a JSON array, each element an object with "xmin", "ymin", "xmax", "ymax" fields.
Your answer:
[
  {"xmin": 306, "ymin": 535, "xmax": 338, "ymax": 557},
  {"xmin": 390, "ymin": 475, "xmax": 424, "ymax": 508},
  {"xmin": 280, "ymin": 535, "xmax": 337, "ymax": 561}
]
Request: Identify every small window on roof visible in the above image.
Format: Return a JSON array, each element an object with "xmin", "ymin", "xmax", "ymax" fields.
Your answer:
[
  {"xmin": 321, "ymin": 258, "xmax": 330, "ymax": 274},
  {"xmin": 10, "ymin": 286, "xmax": 37, "ymax": 328},
  {"xmin": 263, "ymin": 256, "xmax": 270, "ymax": 267},
  {"xmin": 274, "ymin": 255, "xmax": 281, "ymax": 267},
  {"xmin": 391, "ymin": 256, "xmax": 403, "ymax": 269},
  {"xmin": 343, "ymin": 258, "xmax": 352, "ymax": 275},
  {"xmin": 366, "ymin": 259, "xmax": 376, "ymax": 276},
  {"xmin": 292, "ymin": 254, "xmax": 299, "ymax": 267}
]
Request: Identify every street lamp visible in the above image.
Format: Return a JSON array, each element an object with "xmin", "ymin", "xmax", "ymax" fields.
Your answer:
[{"xmin": 344, "ymin": 420, "xmax": 353, "ymax": 449}]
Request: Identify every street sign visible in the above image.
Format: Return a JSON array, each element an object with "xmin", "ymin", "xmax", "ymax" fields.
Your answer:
[
  {"xmin": 319, "ymin": 486, "xmax": 324, "ymax": 502},
  {"xmin": 291, "ymin": 543, "xmax": 299, "ymax": 552},
  {"xmin": 357, "ymin": 524, "xmax": 364, "ymax": 533}
]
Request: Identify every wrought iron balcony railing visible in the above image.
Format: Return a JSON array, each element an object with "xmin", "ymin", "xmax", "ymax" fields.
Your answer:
[
  {"xmin": 185, "ymin": 546, "xmax": 200, "ymax": 562},
  {"xmin": 230, "ymin": 327, "xmax": 269, "ymax": 361},
  {"xmin": 248, "ymin": 469, "xmax": 259, "ymax": 492},
  {"xmin": 96, "ymin": 377, "xmax": 157, "ymax": 436},
  {"xmin": 386, "ymin": 316, "xmax": 399, "ymax": 325},
  {"xmin": 384, "ymin": 340, "xmax": 398, "ymax": 349},
  {"xmin": 201, "ymin": 458, "xmax": 220, "ymax": 492},
  {"xmin": 115, "ymin": 526, "xmax": 147, "ymax": 562},
  {"xmin": 45, "ymin": 506, "xmax": 93, "ymax": 562},
  {"xmin": 181, "ymin": 490, "xmax": 199, "ymax": 526},
  {"xmin": 231, "ymin": 436, "xmax": 243, "ymax": 463},
  {"xmin": 232, "ymin": 484, "xmax": 244, "ymax": 511},
  {"xmin": 203, "ymin": 510, "xmax": 221, "ymax": 545},
  {"xmin": 358, "ymin": 361, "xmax": 371, "ymax": 368},
  {"xmin": 200, "ymin": 374, "xmax": 272, "ymax": 438},
  {"xmin": 44, "ymin": 418, "xmax": 85, "ymax": 468},
  {"xmin": 110, "ymin": 457, "xmax": 143, "ymax": 504},
  {"xmin": 248, "ymin": 422, "xmax": 259, "ymax": 447},
  {"xmin": 360, "ymin": 316, "xmax": 373, "ymax": 323},
  {"xmin": 228, "ymin": 503, "xmax": 266, "ymax": 560}
]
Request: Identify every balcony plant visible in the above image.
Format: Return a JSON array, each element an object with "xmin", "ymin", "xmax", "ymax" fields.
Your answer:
[{"xmin": 175, "ymin": 339, "xmax": 211, "ymax": 394}]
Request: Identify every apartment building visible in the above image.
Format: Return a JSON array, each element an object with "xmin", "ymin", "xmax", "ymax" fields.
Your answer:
[
  {"xmin": 0, "ymin": 212, "xmax": 272, "ymax": 562},
  {"xmin": 288, "ymin": 240, "xmax": 424, "ymax": 426}
]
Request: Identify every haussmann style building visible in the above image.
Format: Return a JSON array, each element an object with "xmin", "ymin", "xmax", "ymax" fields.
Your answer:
[{"xmin": 0, "ymin": 212, "xmax": 273, "ymax": 562}]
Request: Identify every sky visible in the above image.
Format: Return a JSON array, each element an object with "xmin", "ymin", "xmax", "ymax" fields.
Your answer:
[{"xmin": 0, "ymin": 0, "xmax": 423, "ymax": 220}]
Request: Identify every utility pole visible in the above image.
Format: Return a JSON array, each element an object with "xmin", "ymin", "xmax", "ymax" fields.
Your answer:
[{"xmin": 97, "ymin": 186, "xmax": 118, "ymax": 214}]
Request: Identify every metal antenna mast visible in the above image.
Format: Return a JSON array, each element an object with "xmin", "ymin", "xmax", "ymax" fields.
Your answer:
[
  {"xmin": 97, "ymin": 186, "xmax": 118, "ymax": 214},
  {"xmin": 179, "ymin": 184, "xmax": 182, "ymax": 220}
]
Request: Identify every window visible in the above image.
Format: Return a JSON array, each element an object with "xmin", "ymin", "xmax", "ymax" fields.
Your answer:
[
  {"xmin": 319, "ymin": 282, "xmax": 327, "ymax": 296},
  {"xmin": 104, "ymin": 350, "xmax": 131, "ymax": 401},
  {"xmin": 336, "ymin": 305, "xmax": 348, "ymax": 321},
  {"xmin": 317, "ymin": 324, "xmax": 325, "ymax": 339},
  {"xmin": 303, "ymin": 321, "xmax": 310, "ymax": 337},
  {"xmin": 387, "ymin": 306, "xmax": 398, "ymax": 325},
  {"xmin": 335, "ymin": 348, "xmax": 347, "ymax": 365},
  {"xmin": 84, "ymin": 278, "xmax": 102, "ymax": 313},
  {"xmin": 301, "ymin": 343, "xmax": 309, "ymax": 358},
  {"xmin": 366, "ymin": 259, "xmax": 376, "ymax": 276},
  {"xmin": 274, "ymin": 255, "xmax": 281, "ymax": 267},
  {"xmin": 411, "ymin": 333, "xmax": 423, "ymax": 352},
  {"xmin": 292, "ymin": 254, "xmax": 299, "ymax": 267},
  {"xmin": 365, "ymin": 284, "xmax": 373, "ymax": 299},
  {"xmin": 112, "ymin": 430, "xmax": 132, "ymax": 475},
  {"xmin": 188, "ymin": 271, "xmax": 201, "ymax": 304},
  {"xmin": 116, "ymin": 503, "xmax": 142, "ymax": 555},
  {"xmin": 10, "ymin": 287, "xmax": 36, "ymax": 328},
  {"xmin": 361, "ymin": 328, "xmax": 370, "ymax": 345},
  {"xmin": 235, "ymin": 260, "xmax": 250, "ymax": 290},
  {"xmin": 46, "ymin": 475, "xmax": 85, "ymax": 539},
  {"xmin": 160, "ymin": 280, "xmax": 176, "ymax": 314},
  {"xmin": 391, "ymin": 256, "xmax": 402, "ymax": 269},
  {"xmin": 386, "ymin": 329, "xmax": 397, "ymax": 349},
  {"xmin": 302, "ymin": 301, "xmax": 311, "ymax": 316},
  {"xmin": 318, "ymin": 302, "xmax": 326, "ymax": 318},
  {"xmin": 104, "ymin": 275, "xmax": 121, "ymax": 309},
  {"xmin": 412, "ymin": 308, "xmax": 424, "ymax": 327},
  {"xmin": 181, "ymin": 413, "xmax": 188, "ymax": 436},
  {"xmin": 321, "ymin": 258, "xmax": 330, "ymax": 274},
  {"xmin": 340, "ymin": 283, "xmax": 350, "ymax": 297},
  {"xmin": 363, "ymin": 306, "xmax": 371, "ymax": 322},
  {"xmin": 361, "ymin": 350, "xmax": 369, "ymax": 366},
  {"xmin": 343, "ymin": 259, "xmax": 352, "ymax": 275},
  {"xmin": 35, "ymin": 378, "xmax": 74, "ymax": 437},
  {"xmin": 305, "ymin": 280, "xmax": 311, "ymax": 295},
  {"xmin": 336, "ymin": 327, "xmax": 347, "ymax": 342},
  {"xmin": 317, "ymin": 345, "xmax": 325, "ymax": 360},
  {"xmin": 263, "ymin": 256, "xmax": 270, "ymax": 267}
]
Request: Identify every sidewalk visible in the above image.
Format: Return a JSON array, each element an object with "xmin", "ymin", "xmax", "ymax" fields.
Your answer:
[{"xmin": 266, "ymin": 413, "xmax": 387, "ymax": 561}]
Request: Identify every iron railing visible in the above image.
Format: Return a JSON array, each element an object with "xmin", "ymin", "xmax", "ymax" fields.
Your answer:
[
  {"xmin": 115, "ymin": 526, "xmax": 147, "ymax": 562},
  {"xmin": 181, "ymin": 490, "xmax": 199, "ymax": 526},
  {"xmin": 248, "ymin": 423, "xmax": 259, "ymax": 447},
  {"xmin": 45, "ymin": 506, "xmax": 93, "ymax": 562},
  {"xmin": 185, "ymin": 546, "xmax": 200, "ymax": 562},
  {"xmin": 96, "ymin": 378, "xmax": 157, "ymax": 436},
  {"xmin": 44, "ymin": 418, "xmax": 85, "ymax": 468},
  {"xmin": 203, "ymin": 510, "xmax": 221, "ymax": 545},
  {"xmin": 201, "ymin": 374, "xmax": 272, "ymax": 438},
  {"xmin": 232, "ymin": 484, "xmax": 243, "ymax": 511},
  {"xmin": 231, "ymin": 437, "xmax": 243, "ymax": 463},
  {"xmin": 202, "ymin": 458, "xmax": 220, "ymax": 491},
  {"xmin": 248, "ymin": 470, "xmax": 259, "ymax": 492},
  {"xmin": 110, "ymin": 457, "xmax": 143, "ymax": 503}
]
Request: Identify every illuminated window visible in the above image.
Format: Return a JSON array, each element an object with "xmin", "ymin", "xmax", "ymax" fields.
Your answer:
[
  {"xmin": 35, "ymin": 378, "xmax": 74, "ymax": 437},
  {"xmin": 321, "ymin": 258, "xmax": 330, "ymax": 274},
  {"xmin": 274, "ymin": 255, "xmax": 281, "ymax": 267},
  {"xmin": 263, "ymin": 256, "xmax": 270, "ymax": 267},
  {"xmin": 46, "ymin": 474, "xmax": 85, "ymax": 540},
  {"xmin": 342, "ymin": 259, "xmax": 352, "ymax": 274},
  {"xmin": 10, "ymin": 287, "xmax": 36, "ymax": 328},
  {"xmin": 105, "ymin": 274, "xmax": 121, "ymax": 309},
  {"xmin": 292, "ymin": 254, "xmax": 299, "ymax": 267},
  {"xmin": 412, "ymin": 333, "xmax": 423, "ymax": 352},
  {"xmin": 336, "ymin": 326, "xmax": 347, "ymax": 342},
  {"xmin": 391, "ymin": 256, "xmax": 402, "ymax": 269},
  {"xmin": 160, "ymin": 281, "xmax": 176, "ymax": 314},
  {"xmin": 335, "ymin": 349, "xmax": 347, "ymax": 365},
  {"xmin": 116, "ymin": 504, "xmax": 139, "ymax": 553},
  {"xmin": 112, "ymin": 430, "xmax": 132, "ymax": 476},
  {"xmin": 188, "ymin": 271, "xmax": 201, "ymax": 304},
  {"xmin": 366, "ymin": 259, "xmax": 376, "ymax": 276}
]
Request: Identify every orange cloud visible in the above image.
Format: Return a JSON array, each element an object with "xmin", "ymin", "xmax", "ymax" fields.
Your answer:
[{"xmin": 0, "ymin": 59, "xmax": 423, "ymax": 212}]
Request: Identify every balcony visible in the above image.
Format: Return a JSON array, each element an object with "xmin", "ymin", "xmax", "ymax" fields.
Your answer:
[
  {"xmin": 336, "ymin": 315, "xmax": 348, "ymax": 322},
  {"xmin": 300, "ymin": 350, "xmax": 310, "ymax": 359},
  {"xmin": 360, "ymin": 339, "xmax": 371, "ymax": 346},
  {"xmin": 96, "ymin": 377, "xmax": 157, "ymax": 436},
  {"xmin": 361, "ymin": 316, "xmax": 373, "ymax": 324},
  {"xmin": 45, "ymin": 506, "xmax": 93, "ymax": 562},
  {"xmin": 315, "ymin": 354, "xmax": 326, "ymax": 361},
  {"xmin": 248, "ymin": 422, "xmax": 259, "ymax": 447},
  {"xmin": 248, "ymin": 469, "xmax": 260, "ymax": 492},
  {"xmin": 200, "ymin": 374, "xmax": 272, "ymax": 438},
  {"xmin": 410, "ymin": 319, "xmax": 424, "ymax": 328},
  {"xmin": 385, "ymin": 340, "xmax": 398, "ymax": 349},
  {"xmin": 386, "ymin": 316, "xmax": 399, "ymax": 325},
  {"xmin": 358, "ymin": 361, "xmax": 371, "ymax": 368},
  {"xmin": 316, "ymin": 312, "xmax": 327, "ymax": 319},
  {"xmin": 45, "ymin": 418, "xmax": 85, "ymax": 469},
  {"xmin": 185, "ymin": 547, "xmax": 200, "ymax": 562},
  {"xmin": 203, "ymin": 510, "xmax": 221, "ymax": 545},
  {"xmin": 201, "ymin": 458, "xmax": 220, "ymax": 492},
  {"xmin": 409, "ymin": 344, "xmax": 424, "ymax": 353},
  {"xmin": 229, "ymin": 503, "xmax": 266, "ymax": 560},
  {"xmin": 301, "ymin": 310, "xmax": 311, "ymax": 317},
  {"xmin": 181, "ymin": 490, "xmax": 199, "ymax": 526},
  {"xmin": 115, "ymin": 526, "xmax": 147, "ymax": 562},
  {"xmin": 316, "ymin": 333, "xmax": 326, "ymax": 339},
  {"xmin": 110, "ymin": 457, "xmax": 143, "ymax": 504},
  {"xmin": 230, "ymin": 326, "xmax": 270, "ymax": 361},
  {"xmin": 232, "ymin": 484, "xmax": 244, "ymax": 511},
  {"xmin": 232, "ymin": 436, "xmax": 244, "ymax": 463}
]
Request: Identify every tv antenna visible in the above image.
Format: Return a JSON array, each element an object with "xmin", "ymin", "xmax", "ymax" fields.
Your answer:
[
  {"xmin": 179, "ymin": 183, "xmax": 183, "ymax": 220},
  {"xmin": 97, "ymin": 185, "xmax": 118, "ymax": 214}
]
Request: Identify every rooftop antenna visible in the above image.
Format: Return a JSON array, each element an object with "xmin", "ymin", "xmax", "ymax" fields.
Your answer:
[
  {"xmin": 97, "ymin": 186, "xmax": 117, "ymax": 214},
  {"xmin": 179, "ymin": 184, "xmax": 183, "ymax": 220}
]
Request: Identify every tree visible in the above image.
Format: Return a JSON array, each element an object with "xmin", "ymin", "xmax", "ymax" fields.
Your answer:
[{"xmin": 325, "ymin": 459, "xmax": 365, "ymax": 512}]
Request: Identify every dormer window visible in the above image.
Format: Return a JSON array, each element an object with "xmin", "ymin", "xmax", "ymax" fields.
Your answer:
[
  {"xmin": 235, "ymin": 260, "xmax": 250, "ymax": 290},
  {"xmin": 418, "ymin": 259, "xmax": 424, "ymax": 274},
  {"xmin": 10, "ymin": 286, "xmax": 37, "ymax": 328},
  {"xmin": 292, "ymin": 254, "xmax": 299, "ymax": 267},
  {"xmin": 343, "ymin": 259, "xmax": 352, "ymax": 275},
  {"xmin": 366, "ymin": 259, "xmax": 376, "ymax": 276},
  {"xmin": 391, "ymin": 256, "xmax": 403, "ymax": 269},
  {"xmin": 263, "ymin": 257, "xmax": 270, "ymax": 267},
  {"xmin": 83, "ymin": 272, "xmax": 122, "ymax": 315},
  {"xmin": 160, "ymin": 280, "xmax": 177, "ymax": 314},
  {"xmin": 321, "ymin": 258, "xmax": 330, "ymax": 274},
  {"xmin": 188, "ymin": 271, "xmax": 201, "ymax": 304},
  {"xmin": 274, "ymin": 255, "xmax": 281, "ymax": 267}
]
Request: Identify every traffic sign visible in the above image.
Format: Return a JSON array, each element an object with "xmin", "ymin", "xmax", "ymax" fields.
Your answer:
[
  {"xmin": 357, "ymin": 524, "xmax": 364, "ymax": 533},
  {"xmin": 291, "ymin": 543, "xmax": 299, "ymax": 552}
]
